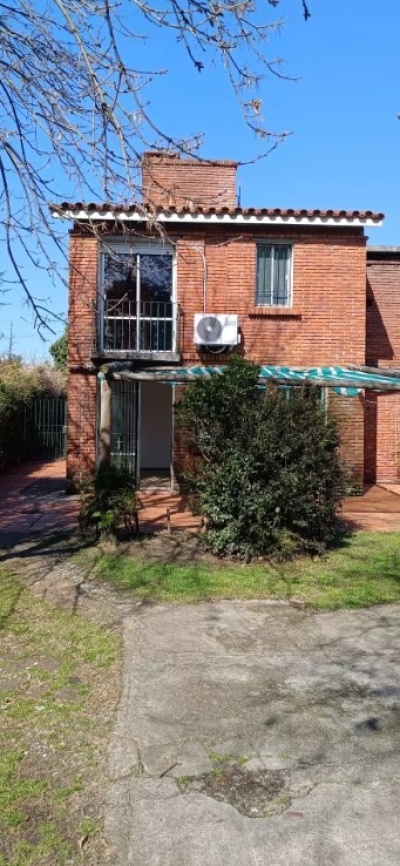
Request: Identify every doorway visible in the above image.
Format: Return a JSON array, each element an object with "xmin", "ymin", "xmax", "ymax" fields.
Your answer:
[
  {"xmin": 140, "ymin": 382, "xmax": 173, "ymax": 489},
  {"xmin": 109, "ymin": 380, "xmax": 173, "ymax": 488}
]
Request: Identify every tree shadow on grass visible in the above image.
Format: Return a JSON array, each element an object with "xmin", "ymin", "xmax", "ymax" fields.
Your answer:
[
  {"xmin": 0, "ymin": 575, "xmax": 24, "ymax": 629},
  {"xmin": 0, "ymin": 529, "xmax": 92, "ymax": 566},
  {"xmin": 326, "ymin": 518, "xmax": 356, "ymax": 552}
]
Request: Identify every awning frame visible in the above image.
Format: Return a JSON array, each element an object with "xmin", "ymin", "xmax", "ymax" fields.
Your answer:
[{"xmin": 98, "ymin": 363, "xmax": 400, "ymax": 394}]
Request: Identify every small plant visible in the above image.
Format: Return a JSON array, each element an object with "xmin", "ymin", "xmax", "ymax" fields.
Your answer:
[
  {"xmin": 79, "ymin": 463, "xmax": 139, "ymax": 540},
  {"xmin": 79, "ymin": 817, "xmax": 101, "ymax": 837}
]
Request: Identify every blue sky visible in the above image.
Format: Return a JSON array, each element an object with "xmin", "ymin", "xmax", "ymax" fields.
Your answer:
[{"xmin": 2, "ymin": 0, "xmax": 400, "ymax": 359}]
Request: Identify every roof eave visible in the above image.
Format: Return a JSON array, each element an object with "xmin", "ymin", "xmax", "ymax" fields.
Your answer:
[{"xmin": 50, "ymin": 208, "xmax": 385, "ymax": 228}]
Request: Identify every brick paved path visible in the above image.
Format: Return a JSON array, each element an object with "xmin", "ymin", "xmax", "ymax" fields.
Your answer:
[
  {"xmin": 0, "ymin": 460, "xmax": 78, "ymax": 545},
  {"xmin": 0, "ymin": 461, "xmax": 201, "ymax": 545},
  {"xmin": 341, "ymin": 483, "xmax": 400, "ymax": 531},
  {"xmin": 1, "ymin": 461, "xmax": 400, "ymax": 546}
]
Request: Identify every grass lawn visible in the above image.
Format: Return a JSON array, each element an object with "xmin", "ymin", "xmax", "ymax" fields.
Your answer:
[
  {"xmin": 85, "ymin": 531, "xmax": 400, "ymax": 609},
  {"xmin": 0, "ymin": 567, "xmax": 121, "ymax": 866}
]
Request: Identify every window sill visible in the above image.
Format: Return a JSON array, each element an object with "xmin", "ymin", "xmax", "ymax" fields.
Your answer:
[
  {"xmin": 248, "ymin": 307, "xmax": 302, "ymax": 318},
  {"xmin": 92, "ymin": 350, "xmax": 181, "ymax": 363}
]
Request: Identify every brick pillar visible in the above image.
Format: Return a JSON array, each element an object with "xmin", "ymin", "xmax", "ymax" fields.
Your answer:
[
  {"xmin": 365, "ymin": 392, "xmax": 400, "ymax": 483},
  {"xmin": 98, "ymin": 374, "xmax": 111, "ymax": 467},
  {"xmin": 66, "ymin": 371, "xmax": 97, "ymax": 491},
  {"xmin": 329, "ymin": 391, "xmax": 365, "ymax": 493},
  {"xmin": 364, "ymin": 391, "xmax": 378, "ymax": 483},
  {"xmin": 67, "ymin": 232, "xmax": 99, "ymax": 491}
]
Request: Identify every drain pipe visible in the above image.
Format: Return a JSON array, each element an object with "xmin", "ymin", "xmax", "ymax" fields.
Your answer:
[{"xmin": 191, "ymin": 245, "xmax": 207, "ymax": 313}]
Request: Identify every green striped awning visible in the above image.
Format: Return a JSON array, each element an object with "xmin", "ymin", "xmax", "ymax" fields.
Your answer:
[{"xmin": 104, "ymin": 364, "xmax": 400, "ymax": 396}]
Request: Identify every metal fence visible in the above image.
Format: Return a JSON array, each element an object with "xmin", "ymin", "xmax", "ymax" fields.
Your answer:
[
  {"xmin": 24, "ymin": 397, "xmax": 67, "ymax": 460},
  {"xmin": 110, "ymin": 380, "xmax": 138, "ymax": 476},
  {"xmin": 103, "ymin": 299, "xmax": 177, "ymax": 353}
]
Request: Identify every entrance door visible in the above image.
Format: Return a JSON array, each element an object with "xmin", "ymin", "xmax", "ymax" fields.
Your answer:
[{"xmin": 140, "ymin": 382, "xmax": 172, "ymax": 486}]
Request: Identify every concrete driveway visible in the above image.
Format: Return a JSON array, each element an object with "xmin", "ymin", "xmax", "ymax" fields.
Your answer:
[{"xmin": 106, "ymin": 601, "xmax": 400, "ymax": 865}]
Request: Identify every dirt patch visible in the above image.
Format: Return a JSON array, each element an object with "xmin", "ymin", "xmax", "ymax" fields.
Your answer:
[
  {"xmin": 121, "ymin": 530, "xmax": 212, "ymax": 564},
  {"xmin": 178, "ymin": 759, "xmax": 289, "ymax": 817},
  {"xmin": 0, "ymin": 533, "xmax": 135, "ymax": 626}
]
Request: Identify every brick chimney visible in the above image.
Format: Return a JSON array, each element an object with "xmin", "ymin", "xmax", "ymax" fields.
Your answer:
[{"xmin": 141, "ymin": 151, "xmax": 238, "ymax": 209}]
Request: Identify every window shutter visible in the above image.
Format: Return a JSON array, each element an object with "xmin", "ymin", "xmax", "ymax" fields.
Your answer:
[
  {"xmin": 273, "ymin": 245, "xmax": 291, "ymax": 305},
  {"xmin": 256, "ymin": 244, "xmax": 272, "ymax": 305}
]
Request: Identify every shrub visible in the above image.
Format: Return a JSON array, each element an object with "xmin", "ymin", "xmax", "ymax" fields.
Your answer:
[
  {"xmin": 176, "ymin": 356, "xmax": 346, "ymax": 559},
  {"xmin": 0, "ymin": 360, "xmax": 43, "ymax": 472},
  {"xmin": 79, "ymin": 464, "xmax": 139, "ymax": 540},
  {"xmin": 0, "ymin": 359, "xmax": 66, "ymax": 471}
]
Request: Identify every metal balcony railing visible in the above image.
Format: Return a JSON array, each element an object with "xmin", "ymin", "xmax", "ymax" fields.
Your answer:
[{"xmin": 101, "ymin": 299, "xmax": 179, "ymax": 354}]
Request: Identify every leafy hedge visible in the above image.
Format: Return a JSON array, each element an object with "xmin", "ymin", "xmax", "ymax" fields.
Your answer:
[
  {"xmin": 176, "ymin": 356, "xmax": 346, "ymax": 559},
  {"xmin": 0, "ymin": 359, "xmax": 66, "ymax": 472}
]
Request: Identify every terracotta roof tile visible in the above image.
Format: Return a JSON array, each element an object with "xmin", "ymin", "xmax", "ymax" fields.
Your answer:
[{"xmin": 50, "ymin": 202, "xmax": 385, "ymax": 222}]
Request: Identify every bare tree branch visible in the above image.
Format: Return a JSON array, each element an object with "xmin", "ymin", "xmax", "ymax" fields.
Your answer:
[{"xmin": 0, "ymin": 0, "xmax": 309, "ymax": 332}]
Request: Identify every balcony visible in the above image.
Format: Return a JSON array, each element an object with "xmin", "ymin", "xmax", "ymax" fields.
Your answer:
[{"xmin": 95, "ymin": 299, "xmax": 181, "ymax": 361}]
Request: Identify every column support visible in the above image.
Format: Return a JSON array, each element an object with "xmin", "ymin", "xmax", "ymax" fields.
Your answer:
[{"xmin": 98, "ymin": 372, "xmax": 111, "ymax": 467}]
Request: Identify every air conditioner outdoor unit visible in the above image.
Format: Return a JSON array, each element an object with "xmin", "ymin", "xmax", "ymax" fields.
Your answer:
[{"xmin": 194, "ymin": 313, "xmax": 239, "ymax": 346}]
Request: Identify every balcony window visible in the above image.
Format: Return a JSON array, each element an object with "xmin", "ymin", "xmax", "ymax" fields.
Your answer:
[{"xmin": 101, "ymin": 249, "xmax": 175, "ymax": 353}]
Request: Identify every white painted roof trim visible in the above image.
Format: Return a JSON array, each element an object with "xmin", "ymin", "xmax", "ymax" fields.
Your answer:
[{"xmin": 51, "ymin": 208, "xmax": 384, "ymax": 228}]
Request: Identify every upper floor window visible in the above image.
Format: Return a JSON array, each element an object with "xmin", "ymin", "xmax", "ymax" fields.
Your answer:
[
  {"xmin": 100, "ymin": 243, "xmax": 175, "ymax": 353},
  {"xmin": 255, "ymin": 243, "xmax": 292, "ymax": 307},
  {"xmin": 103, "ymin": 249, "xmax": 173, "ymax": 304}
]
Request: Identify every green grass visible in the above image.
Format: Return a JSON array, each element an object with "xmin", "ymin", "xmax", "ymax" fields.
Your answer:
[
  {"xmin": 85, "ymin": 532, "xmax": 400, "ymax": 609},
  {"xmin": 0, "ymin": 567, "xmax": 121, "ymax": 866}
]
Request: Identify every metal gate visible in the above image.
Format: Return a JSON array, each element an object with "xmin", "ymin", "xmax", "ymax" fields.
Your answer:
[
  {"xmin": 24, "ymin": 397, "xmax": 67, "ymax": 460},
  {"xmin": 110, "ymin": 380, "xmax": 139, "ymax": 477}
]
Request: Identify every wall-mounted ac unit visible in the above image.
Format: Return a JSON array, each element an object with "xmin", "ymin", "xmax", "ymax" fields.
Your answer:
[{"xmin": 194, "ymin": 314, "xmax": 239, "ymax": 346}]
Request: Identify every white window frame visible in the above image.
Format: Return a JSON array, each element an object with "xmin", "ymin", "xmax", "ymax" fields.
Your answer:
[
  {"xmin": 255, "ymin": 241, "xmax": 293, "ymax": 307},
  {"xmin": 99, "ymin": 239, "xmax": 177, "ymax": 352}
]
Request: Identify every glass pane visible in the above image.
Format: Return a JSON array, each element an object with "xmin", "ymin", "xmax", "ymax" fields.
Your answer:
[
  {"xmin": 103, "ymin": 252, "xmax": 137, "ymax": 301},
  {"xmin": 140, "ymin": 254, "xmax": 172, "ymax": 302},
  {"xmin": 256, "ymin": 245, "xmax": 272, "ymax": 305}
]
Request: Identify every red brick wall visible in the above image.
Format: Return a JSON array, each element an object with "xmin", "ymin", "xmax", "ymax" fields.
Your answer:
[
  {"xmin": 141, "ymin": 153, "xmax": 238, "ymax": 209},
  {"xmin": 365, "ymin": 254, "xmax": 400, "ymax": 482},
  {"xmin": 67, "ymin": 223, "xmax": 367, "ymax": 488},
  {"xmin": 174, "ymin": 226, "xmax": 366, "ymax": 487},
  {"xmin": 67, "ymin": 232, "xmax": 98, "ymax": 488},
  {"xmin": 176, "ymin": 226, "xmax": 366, "ymax": 367},
  {"xmin": 364, "ymin": 392, "xmax": 400, "ymax": 484},
  {"xmin": 329, "ymin": 392, "xmax": 365, "ymax": 492},
  {"xmin": 66, "ymin": 372, "xmax": 97, "ymax": 490}
]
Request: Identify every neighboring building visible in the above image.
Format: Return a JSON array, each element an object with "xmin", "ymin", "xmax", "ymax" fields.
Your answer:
[{"xmin": 51, "ymin": 152, "xmax": 391, "ymax": 492}]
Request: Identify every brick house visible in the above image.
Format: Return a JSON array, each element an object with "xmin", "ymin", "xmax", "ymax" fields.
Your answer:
[{"xmin": 51, "ymin": 152, "xmax": 393, "ymax": 492}]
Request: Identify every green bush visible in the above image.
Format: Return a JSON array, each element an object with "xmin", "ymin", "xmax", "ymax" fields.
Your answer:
[
  {"xmin": 0, "ymin": 361, "xmax": 41, "ymax": 472},
  {"xmin": 176, "ymin": 356, "xmax": 346, "ymax": 559},
  {"xmin": 79, "ymin": 464, "xmax": 139, "ymax": 540}
]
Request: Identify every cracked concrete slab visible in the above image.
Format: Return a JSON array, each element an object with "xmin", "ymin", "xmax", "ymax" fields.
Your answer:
[{"xmin": 106, "ymin": 602, "xmax": 400, "ymax": 865}]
